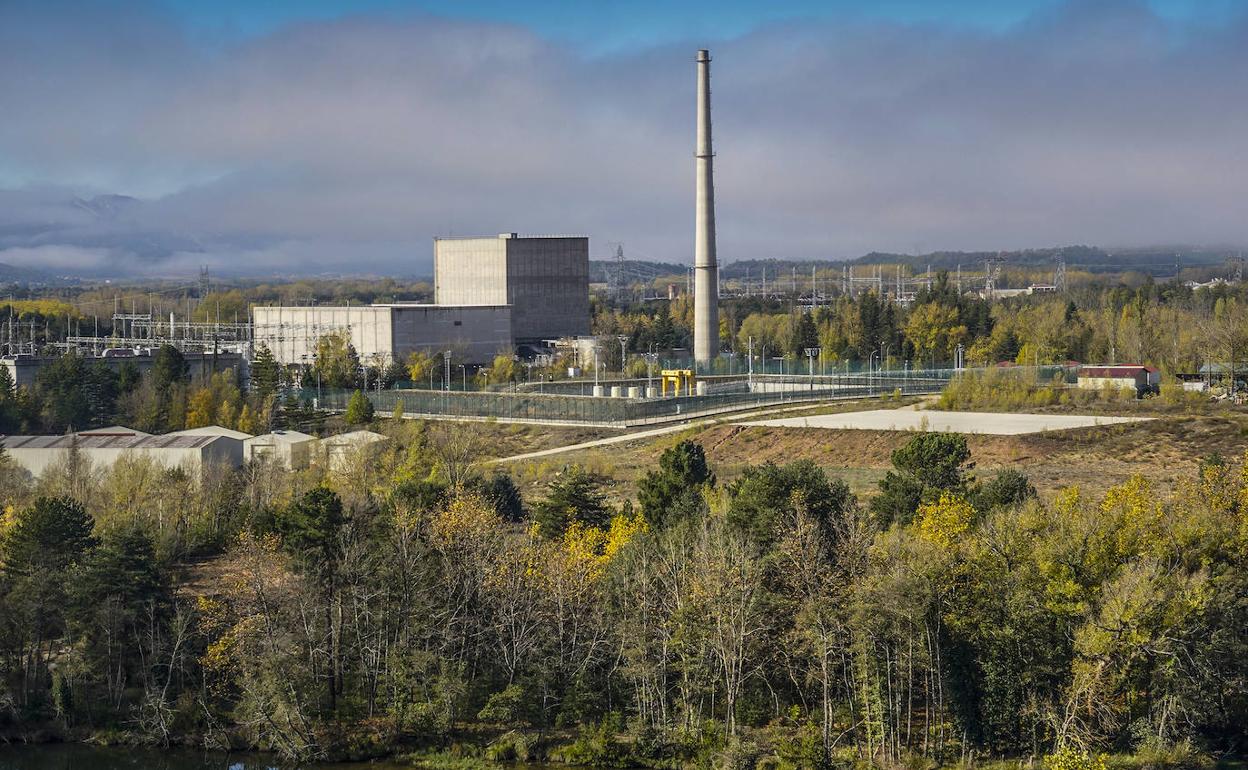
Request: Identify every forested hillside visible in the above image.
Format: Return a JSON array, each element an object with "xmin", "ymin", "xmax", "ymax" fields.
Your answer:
[{"xmin": 1, "ymin": 424, "xmax": 1245, "ymax": 768}]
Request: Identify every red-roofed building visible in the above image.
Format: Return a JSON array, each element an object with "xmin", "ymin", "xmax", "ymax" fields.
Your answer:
[{"xmin": 1076, "ymin": 365, "xmax": 1160, "ymax": 395}]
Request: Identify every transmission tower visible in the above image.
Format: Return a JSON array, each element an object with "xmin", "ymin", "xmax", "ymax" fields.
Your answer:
[
  {"xmin": 198, "ymin": 266, "xmax": 211, "ymax": 299},
  {"xmin": 984, "ymin": 255, "xmax": 1003, "ymax": 298},
  {"xmin": 1055, "ymin": 256, "xmax": 1067, "ymax": 293},
  {"xmin": 605, "ymin": 243, "xmax": 627, "ymax": 304}
]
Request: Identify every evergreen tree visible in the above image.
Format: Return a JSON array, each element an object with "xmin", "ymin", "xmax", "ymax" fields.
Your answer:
[
  {"xmin": 344, "ymin": 390, "xmax": 374, "ymax": 424},
  {"xmin": 35, "ymin": 352, "xmax": 90, "ymax": 431},
  {"xmin": 532, "ymin": 466, "xmax": 610, "ymax": 537},
  {"xmin": 251, "ymin": 343, "xmax": 281, "ymax": 400},
  {"xmin": 871, "ymin": 432, "xmax": 973, "ymax": 526},
  {"xmin": 637, "ymin": 439, "xmax": 715, "ymax": 527},
  {"xmin": 0, "ymin": 365, "xmax": 17, "ymax": 433},
  {"xmin": 727, "ymin": 459, "xmax": 852, "ymax": 548},
  {"xmin": 789, "ymin": 311, "xmax": 819, "ymax": 357},
  {"xmin": 151, "ymin": 345, "xmax": 190, "ymax": 389}
]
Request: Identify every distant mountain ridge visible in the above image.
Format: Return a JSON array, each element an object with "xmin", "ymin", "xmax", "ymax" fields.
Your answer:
[{"xmin": 593, "ymin": 244, "xmax": 1241, "ymax": 281}]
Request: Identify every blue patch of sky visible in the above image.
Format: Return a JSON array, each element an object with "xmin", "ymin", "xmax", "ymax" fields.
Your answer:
[{"xmin": 157, "ymin": 0, "xmax": 1248, "ymax": 52}]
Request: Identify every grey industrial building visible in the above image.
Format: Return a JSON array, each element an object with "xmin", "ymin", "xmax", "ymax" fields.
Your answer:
[
  {"xmin": 435, "ymin": 234, "xmax": 590, "ymax": 342},
  {"xmin": 252, "ymin": 303, "xmax": 512, "ymax": 366},
  {"xmin": 1, "ymin": 431, "xmax": 242, "ymax": 478},
  {"xmin": 252, "ymin": 234, "xmax": 589, "ymax": 366}
]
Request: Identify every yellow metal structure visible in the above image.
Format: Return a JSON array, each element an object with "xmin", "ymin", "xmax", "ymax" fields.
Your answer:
[{"xmin": 660, "ymin": 369, "xmax": 695, "ymax": 397}]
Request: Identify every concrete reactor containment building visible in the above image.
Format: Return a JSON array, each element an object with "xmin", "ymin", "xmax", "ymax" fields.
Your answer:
[
  {"xmin": 252, "ymin": 234, "xmax": 589, "ymax": 366},
  {"xmin": 435, "ymin": 233, "xmax": 590, "ymax": 343}
]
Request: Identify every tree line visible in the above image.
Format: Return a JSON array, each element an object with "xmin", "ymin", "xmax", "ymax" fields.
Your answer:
[
  {"xmin": 592, "ymin": 275, "xmax": 1248, "ymax": 374},
  {"xmin": 1, "ymin": 419, "xmax": 1245, "ymax": 768}
]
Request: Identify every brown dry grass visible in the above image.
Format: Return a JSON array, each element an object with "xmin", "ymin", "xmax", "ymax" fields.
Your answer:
[{"xmin": 537, "ymin": 412, "xmax": 1248, "ymax": 501}]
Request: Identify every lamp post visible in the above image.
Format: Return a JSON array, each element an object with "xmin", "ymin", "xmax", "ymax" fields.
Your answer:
[
  {"xmin": 804, "ymin": 347, "xmax": 821, "ymax": 391},
  {"xmin": 645, "ymin": 345, "xmax": 658, "ymax": 397},
  {"xmin": 747, "ymin": 336, "xmax": 754, "ymax": 388}
]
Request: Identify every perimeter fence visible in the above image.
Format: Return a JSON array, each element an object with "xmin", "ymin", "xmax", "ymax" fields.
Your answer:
[{"xmin": 298, "ymin": 366, "xmax": 1067, "ymax": 428}]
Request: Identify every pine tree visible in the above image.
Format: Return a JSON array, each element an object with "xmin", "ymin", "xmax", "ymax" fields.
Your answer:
[
  {"xmin": 251, "ymin": 343, "xmax": 281, "ymax": 400},
  {"xmin": 344, "ymin": 389, "xmax": 374, "ymax": 425}
]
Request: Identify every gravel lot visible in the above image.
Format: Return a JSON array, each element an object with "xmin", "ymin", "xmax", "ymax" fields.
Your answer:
[{"xmin": 738, "ymin": 409, "xmax": 1151, "ymax": 435}]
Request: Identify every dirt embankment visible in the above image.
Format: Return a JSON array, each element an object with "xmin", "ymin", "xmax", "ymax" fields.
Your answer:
[{"xmin": 629, "ymin": 415, "xmax": 1248, "ymax": 499}]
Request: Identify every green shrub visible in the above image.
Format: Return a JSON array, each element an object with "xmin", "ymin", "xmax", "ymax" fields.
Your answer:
[
  {"xmin": 485, "ymin": 729, "xmax": 537, "ymax": 762},
  {"xmin": 551, "ymin": 713, "xmax": 629, "ymax": 767},
  {"xmin": 344, "ymin": 389, "xmax": 374, "ymax": 424}
]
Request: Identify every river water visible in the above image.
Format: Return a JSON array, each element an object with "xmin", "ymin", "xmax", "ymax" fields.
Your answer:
[{"xmin": 0, "ymin": 744, "xmax": 524, "ymax": 770}]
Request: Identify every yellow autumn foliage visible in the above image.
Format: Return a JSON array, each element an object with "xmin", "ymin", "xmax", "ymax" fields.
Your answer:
[
  {"xmin": 560, "ymin": 510, "xmax": 647, "ymax": 582},
  {"xmin": 914, "ymin": 492, "xmax": 974, "ymax": 548}
]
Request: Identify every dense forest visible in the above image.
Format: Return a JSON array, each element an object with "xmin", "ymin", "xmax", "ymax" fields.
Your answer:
[{"xmin": 1, "ymin": 416, "xmax": 1246, "ymax": 768}]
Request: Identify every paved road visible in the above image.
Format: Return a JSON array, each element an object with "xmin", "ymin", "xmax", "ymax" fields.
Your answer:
[{"xmin": 489, "ymin": 401, "xmax": 855, "ymax": 464}]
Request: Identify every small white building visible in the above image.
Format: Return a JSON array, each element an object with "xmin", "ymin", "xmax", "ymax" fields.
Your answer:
[
  {"xmin": 321, "ymin": 430, "xmax": 390, "ymax": 470},
  {"xmin": 243, "ymin": 430, "xmax": 318, "ymax": 469},
  {"xmin": 1, "ymin": 433, "xmax": 241, "ymax": 478},
  {"xmin": 171, "ymin": 425, "xmax": 253, "ymax": 466},
  {"xmin": 1076, "ymin": 365, "xmax": 1160, "ymax": 394}
]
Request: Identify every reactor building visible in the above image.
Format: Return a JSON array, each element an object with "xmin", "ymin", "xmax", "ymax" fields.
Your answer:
[
  {"xmin": 435, "ymin": 233, "xmax": 590, "ymax": 343},
  {"xmin": 252, "ymin": 234, "xmax": 589, "ymax": 366}
]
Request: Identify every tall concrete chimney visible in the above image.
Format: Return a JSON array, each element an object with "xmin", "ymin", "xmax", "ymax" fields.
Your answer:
[{"xmin": 693, "ymin": 48, "xmax": 719, "ymax": 367}]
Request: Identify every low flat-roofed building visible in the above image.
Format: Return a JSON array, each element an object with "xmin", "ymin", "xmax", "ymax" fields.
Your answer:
[
  {"xmin": 0, "ymin": 432, "xmax": 242, "ymax": 478},
  {"xmin": 243, "ymin": 430, "xmax": 318, "ymax": 469},
  {"xmin": 171, "ymin": 425, "xmax": 252, "ymax": 465},
  {"xmin": 252, "ymin": 304, "xmax": 512, "ymax": 367},
  {"xmin": 321, "ymin": 429, "xmax": 390, "ymax": 470},
  {"xmin": 1076, "ymin": 365, "xmax": 1160, "ymax": 394}
]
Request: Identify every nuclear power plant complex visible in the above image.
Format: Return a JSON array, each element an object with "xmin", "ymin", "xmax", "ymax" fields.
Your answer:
[
  {"xmin": 254, "ymin": 49, "xmax": 721, "ymax": 371},
  {"xmin": 253, "ymin": 233, "xmax": 590, "ymax": 366},
  {"xmin": 0, "ymin": 46, "xmax": 965, "ymax": 431}
]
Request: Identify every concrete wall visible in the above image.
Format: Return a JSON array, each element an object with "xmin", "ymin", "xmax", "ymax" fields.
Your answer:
[
  {"xmin": 252, "ymin": 304, "xmax": 511, "ymax": 366},
  {"xmin": 434, "ymin": 237, "xmax": 508, "ymax": 306},
  {"xmin": 435, "ymin": 234, "xmax": 589, "ymax": 342},
  {"xmin": 389, "ymin": 305, "xmax": 512, "ymax": 364},
  {"xmin": 1077, "ymin": 376, "xmax": 1144, "ymax": 390},
  {"xmin": 252, "ymin": 306, "xmax": 394, "ymax": 367}
]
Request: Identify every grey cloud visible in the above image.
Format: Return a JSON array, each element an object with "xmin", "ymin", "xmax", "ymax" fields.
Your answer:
[{"xmin": 1, "ymin": 0, "xmax": 1246, "ymax": 277}]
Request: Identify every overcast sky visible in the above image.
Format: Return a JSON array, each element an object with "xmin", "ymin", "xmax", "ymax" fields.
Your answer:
[{"xmin": 2, "ymin": 0, "xmax": 1247, "ymax": 276}]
